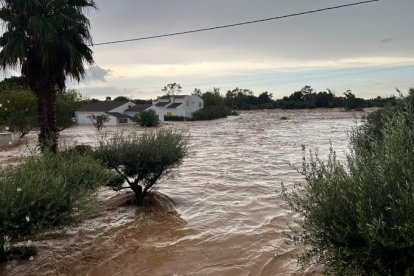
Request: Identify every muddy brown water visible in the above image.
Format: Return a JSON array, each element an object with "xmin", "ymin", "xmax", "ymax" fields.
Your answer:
[{"xmin": 0, "ymin": 109, "xmax": 367, "ymax": 276}]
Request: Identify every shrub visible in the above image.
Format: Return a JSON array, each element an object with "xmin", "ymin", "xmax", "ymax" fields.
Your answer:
[
  {"xmin": 0, "ymin": 152, "xmax": 109, "ymax": 260},
  {"xmin": 192, "ymin": 105, "xmax": 231, "ymax": 120},
  {"xmin": 282, "ymin": 102, "xmax": 414, "ymax": 275},
  {"xmin": 132, "ymin": 109, "xmax": 159, "ymax": 127},
  {"xmin": 164, "ymin": 115, "xmax": 186, "ymax": 121},
  {"xmin": 93, "ymin": 129, "xmax": 188, "ymax": 205},
  {"xmin": 89, "ymin": 114, "xmax": 109, "ymax": 130}
]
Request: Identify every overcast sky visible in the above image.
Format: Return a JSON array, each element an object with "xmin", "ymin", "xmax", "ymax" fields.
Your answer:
[{"xmin": 20, "ymin": 1, "xmax": 414, "ymax": 99}]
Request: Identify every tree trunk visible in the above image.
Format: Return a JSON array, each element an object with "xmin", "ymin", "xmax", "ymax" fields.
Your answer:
[
  {"xmin": 131, "ymin": 184, "xmax": 144, "ymax": 206},
  {"xmin": 36, "ymin": 88, "xmax": 58, "ymax": 153}
]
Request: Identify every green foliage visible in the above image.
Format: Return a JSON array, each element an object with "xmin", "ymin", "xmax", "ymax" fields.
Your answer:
[
  {"xmin": 0, "ymin": 89, "xmax": 37, "ymax": 137},
  {"xmin": 164, "ymin": 115, "xmax": 186, "ymax": 121},
  {"xmin": 93, "ymin": 130, "xmax": 188, "ymax": 205},
  {"xmin": 0, "ymin": 0, "xmax": 96, "ymax": 152},
  {"xmin": 192, "ymin": 105, "xmax": 231, "ymax": 120},
  {"xmin": 282, "ymin": 100, "xmax": 414, "ymax": 275},
  {"xmin": 0, "ymin": 76, "xmax": 28, "ymax": 93},
  {"xmin": 113, "ymin": 96, "xmax": 130, "ymax": 102},
  {"xmin": 132, "ymin": 109, "xmax": 160, "ymax": 127},
  {"xmin": 89, "ymin": 114, "xmax": 110, "ymax": 131},
  {"xmin": 202, "ymin": 90, "xmax": 224, "ymax": 107},
  {"xmin": 0, "ymin": 152, "xmax": 109, "ymax": 260}
]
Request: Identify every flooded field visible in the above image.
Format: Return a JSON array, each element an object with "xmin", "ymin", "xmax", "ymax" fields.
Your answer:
[{"xmin": 0, "ymin": 109, "xmax": 367, "ymax": 275}]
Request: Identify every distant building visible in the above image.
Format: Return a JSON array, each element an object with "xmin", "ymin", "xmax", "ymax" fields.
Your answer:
[
  {"xmin": 74, "ymin": 94, "xmax": 204, "ymax": 125},
  {"xmin": 149, "ymin": 95, "xmax": 203, "ymax": 121},
  {"xmin": 75, "ymin": 100, "xmax": 136, "ymax": 125},
  {"xmin": 124, "ymin": 104, "xmax": 152, "ymax": 118}
]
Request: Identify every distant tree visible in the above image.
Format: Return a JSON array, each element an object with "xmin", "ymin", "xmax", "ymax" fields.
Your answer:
[
  {"xmin": 0, "ymin": 0, "xmax": 96, "ymax": 152},
  {"xmin": 89, "ymin": 114, "xmax": 109, "ymax": 131},
  {"xmin": 202, "ymin": 90, "xmax": 225, "ymax": 107},
  {"xmin": 113, "ymin": 96, "xmax": 130, "ymax": 102},
  {"xmin": 94, "ymin": 130, "xmax": 188, "ymax": 205},
  {"xmin": 0, "ymin": 90, "xmax": 37, "ymax": 137},
  {"xmin": 258, "ymin": 91, "xmax": 273, "ymax": 105},
  {"xmin": 193, "ymin": 88, "xmax": 202, "ymax": 97},
  {"xmin": 0, "ymin": 76, "xmax": 28, "ymax": 93},
  {"xmin": 162, "ymin": 83, "xmax": 182, "ymax": 95}
]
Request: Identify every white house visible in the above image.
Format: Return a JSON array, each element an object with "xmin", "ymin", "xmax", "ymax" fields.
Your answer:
[
  {"xmin": 149, "ymin": 95, "xmax": 203, "ymax": 121},
  {"xmin": 75, "ymin": 101, "xmax": 136, "ymax": 126}
]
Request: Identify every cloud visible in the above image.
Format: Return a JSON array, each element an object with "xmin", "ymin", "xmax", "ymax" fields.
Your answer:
[
  {"xmin": 83, "ymin": 65, "xmax": 112, "ymax": 82},
  {"xmin": 381, "ymin": 38, "xmax": 393, "ymax": 44}
]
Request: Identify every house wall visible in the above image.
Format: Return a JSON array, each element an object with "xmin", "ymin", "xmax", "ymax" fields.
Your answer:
[
  {"xmin": 75, "ymin": 112, "xmax": 118, "ymax": 126},
  {"xmin": 151, "ymin": 95, "xmax": 204, "ymax": 121}
]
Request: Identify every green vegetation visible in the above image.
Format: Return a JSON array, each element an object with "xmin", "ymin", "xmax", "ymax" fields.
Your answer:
[
  {"xmin": 0, "ymin": 88, "xmax": 86, "ymax": 136},
  {"xmin": 281, "ymin": 93, "xmax": 414, "ymax": 275},
  {"xmin": 191, "ymin": 88, "xmax": 232, "ymax": 120},
  {"xmin": 93, "ymin": 130, "xmax": 188, "ymax": 205},
  {"xmin": 0, "ymin": 0, "xmax": 96, "ymax": 152},
  {"xmin": 0, "ymin": 152, "xmax": 109, "ymax": 261},
  {"xmin": 132, "ymin": 109, "xmax": 160, "ymax": 127},
  {"xmin": 192, "ymin": 105, "xmax": 232, "ymax": 121},
  {"xmin": 164, "ymin": 115, "xmax": 186, "ymax": 121},
  {"xmin": 89, "ymin": 114, "xmax": 110, "ymax": 131}
]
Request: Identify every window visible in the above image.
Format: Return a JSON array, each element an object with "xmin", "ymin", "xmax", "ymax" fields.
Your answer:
[
  {"xmin": 186, "ymin": 100, "xmax": 189, "ymax": 106},
  {"xmin": 199, "ymin": 102, "xmax": 203, "ymax": 108},
  {"xmin": 118, "ymin": 118, "xmax": 128, "ymax": 124}
]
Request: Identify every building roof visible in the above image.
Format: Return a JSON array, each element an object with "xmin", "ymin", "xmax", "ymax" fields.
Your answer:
[
  {"xmin": 77, "ymin": 101, "xmax": 129, "ymax": 112},
  {"xmin": 155, "ymin": 102, "xmax": 170, "ymax": 107},
  {"xmin": 166, "ymin": 103, "xmax": 182, "ymax": 109},
  {"xmin": 125, "ymin": 104, "xmax": 151, "ymax": 112},
  {"xmin": 159, "ymin": 95, "xmax": 187, "ymax": 99},
  {"xmin": 106, "ymin": 112, "xmax": 131, "ymax": 119}
]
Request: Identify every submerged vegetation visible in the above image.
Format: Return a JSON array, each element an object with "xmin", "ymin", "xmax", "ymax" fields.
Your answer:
[
  {"xmin": 132, "ymin": 109, "xmax": 160, "ymax": 127},
  {"xmin": 0, "ymin": 152, "xmax": 110, "ymax": 261},
  {"xmin": 282, "ymin": 91, "xmax": 414, "ymax": 275},
  {"xmin": 93, "ymin": 129, "xmax": 188, "ymax": 205}
]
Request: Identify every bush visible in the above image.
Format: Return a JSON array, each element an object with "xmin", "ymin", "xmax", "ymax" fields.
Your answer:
[
  {"xmin": 89, "ymin": 114, "xmax": 110, "ymax": 130},
  {"xmin": 282, "ymin": 101, "xmax": 414, "ymax": 275},
  {"xmin": 0, "ymin": 152, "xmax": 109, "ymax": 260},
  {"xmin": 192, "ymin": 105, "xmax": 231, "ymax": 121},
  {"xmin": 93, "ymin": 129, "xmax": 188, "ymax": 205},
  {"xmin": 132, "ymin": 109, "xmax": 159, "ymax": 127},
  {"xmin": 164, "ymin": 115, "xmax": 186, "ymax": 121}
]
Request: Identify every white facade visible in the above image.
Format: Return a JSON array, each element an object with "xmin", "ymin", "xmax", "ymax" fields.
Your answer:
[
  {"xmin": 151, "ymin": 95, "xmax": 203, "ymax": 121},
  {"xmin": 75, "ymin": 101, "xmax": 135, "ymax": 126}
]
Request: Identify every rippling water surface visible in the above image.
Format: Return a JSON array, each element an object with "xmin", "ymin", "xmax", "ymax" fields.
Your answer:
[{"xmin": 0, "ymin": 109, "xmax": 366, "ymax": 276}]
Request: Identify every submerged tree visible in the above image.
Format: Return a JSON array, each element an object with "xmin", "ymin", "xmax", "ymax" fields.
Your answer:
[
  {"xmin": 89, "ymin": 114, "xmax": 109, "ymax": 131},
  {"xmin": 94, "ymin": 130, "xmax": 188, "ymax": 205},
  {"xmin": 0, "ymin": 0, "xmax": 96, "ymax": 152}
]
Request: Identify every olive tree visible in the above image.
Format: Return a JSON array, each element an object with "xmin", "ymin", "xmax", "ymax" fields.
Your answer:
[
  {"xmin": 94, "ymin": 129, "xmax": 188, "ymax": 205},
  {"xmin": 89, "ymin": 114, "xmax": 109, "ymax": 131}
]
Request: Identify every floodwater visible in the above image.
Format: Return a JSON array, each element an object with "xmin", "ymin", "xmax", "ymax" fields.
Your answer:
[{"xmin": 0, "ymin": 109, "xmax": 367, "ymax": 276}]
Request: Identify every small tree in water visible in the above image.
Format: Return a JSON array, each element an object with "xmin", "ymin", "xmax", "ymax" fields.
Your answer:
[
  {"xmin": 94, "ymin": 130, "xmax": 188, "ymax": 205},
  {"xmin": 89, "ymin": 114, "xmax": 109, "ymax": 131}
]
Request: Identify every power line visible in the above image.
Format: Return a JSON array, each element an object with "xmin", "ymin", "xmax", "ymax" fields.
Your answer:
[{"xmin": 93, "ymin": 0, "xmax": 379, "ymax": 46}]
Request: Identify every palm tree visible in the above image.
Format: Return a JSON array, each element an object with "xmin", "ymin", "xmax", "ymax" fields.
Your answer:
[{"xmin": 0, "ymin": 0, "xmax": 96, "ymax": 152}]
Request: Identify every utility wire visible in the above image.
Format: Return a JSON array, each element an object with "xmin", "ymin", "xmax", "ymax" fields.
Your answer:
[{"xmin": 93, "ymin": 0, "xmax": 379, "ymax": 46}]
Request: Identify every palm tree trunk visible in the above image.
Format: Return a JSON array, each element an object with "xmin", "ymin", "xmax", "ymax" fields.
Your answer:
[{"xmin": 36, "ymin": 89, "xmax": 58, "ymax": 153}]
